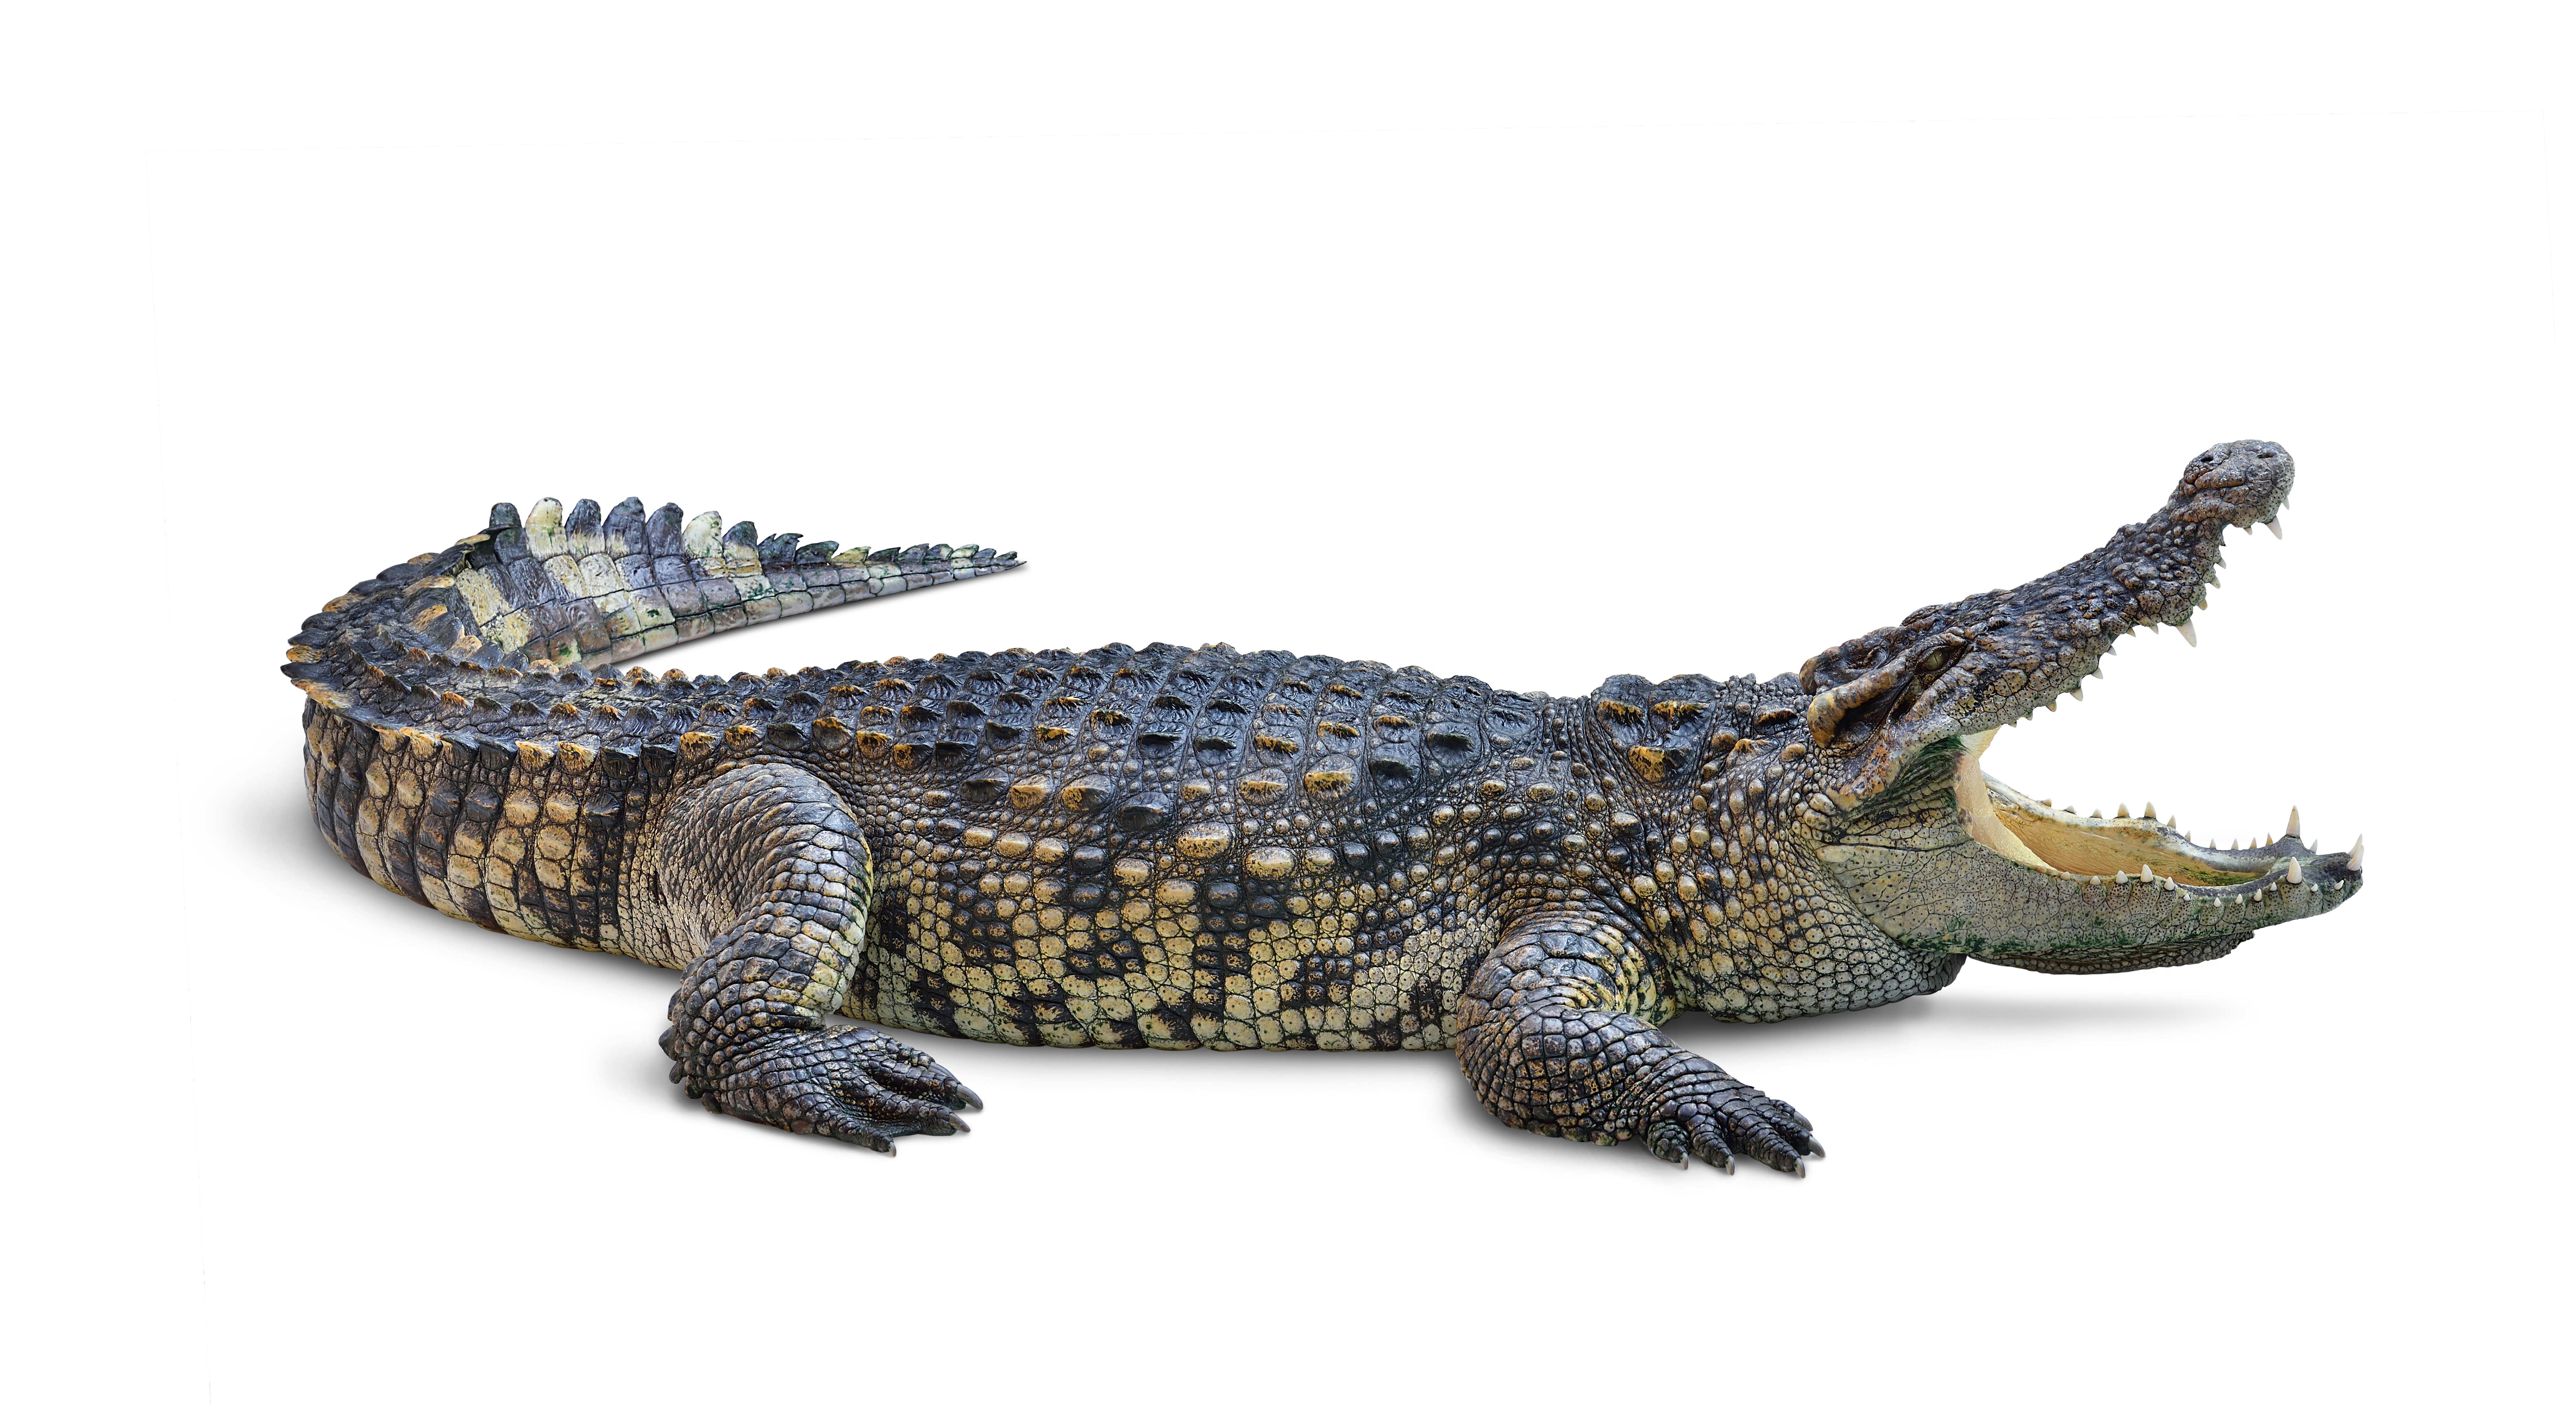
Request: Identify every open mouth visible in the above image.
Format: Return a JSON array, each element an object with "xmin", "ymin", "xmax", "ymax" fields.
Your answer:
[
  {"xmin": 1951, "ymin": 727, "xmax": 2360, "ymax": 905},
  {"xmin": 1806, "ymin": 440, "xmax": 2364, "ymax": 936}
]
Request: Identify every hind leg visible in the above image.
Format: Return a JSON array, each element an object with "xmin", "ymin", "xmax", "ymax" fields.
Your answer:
[{"xmin": 648, "ymin": 762, "xmax": 979, "ymax": 1150}]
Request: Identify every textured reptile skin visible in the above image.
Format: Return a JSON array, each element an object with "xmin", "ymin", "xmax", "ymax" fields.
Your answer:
[{"xmin": 284, "ymin": 441, "xmax": 2362, "ymax": 1171}]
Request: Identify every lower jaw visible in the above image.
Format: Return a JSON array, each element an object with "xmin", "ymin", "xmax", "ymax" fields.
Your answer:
[{"xmin": 1951, "ymin": 728, "xmax": 2331, "ymax": 905}]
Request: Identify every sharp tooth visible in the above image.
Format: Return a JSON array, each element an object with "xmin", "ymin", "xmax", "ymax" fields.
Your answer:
[
  {"xmin": 2139, "ymin": 863, "xmax": 2155, "ymax": 879},
  {"xmin": 2115, "ymin": 803, "xmax": 2131, "ymax": 819},
  {"xmin": 2115, "ymin": 870, "xmax": 2131, "ymax": 884},
  {"xmin": 2090, "ymin": 809, "xmax": 2103, "ymax": 819},
  {"xmin": 2175, "ymin": 618, "xmax": 2199, "ymax": 647},
  {"xmin": 2284, "ymin": 806, "xmax": 2301, "ymax": 840},
  {"xmin": 2046, "ymin": 698, "xmax": 2058, "ymax": 711},
  {"xmin": 2071, "ymin": 685, "xmax": 2085, "ymax": 700},
  {"xmin": 2284, "ymin": 857, "xmax": 2304, "ymax": 884},
  {"xmin": 2263, "ymin": 833, "xmax": 2272, "ymax": 847},
  {"xmin": 2147, "ymin": 622, "xmax": 2160, "ymax": 634},
  {"xmin": 2348, "ymin": 835, "xmax": 2364, "ymax": 869},
  {"xmin": 2143, "ymin": 802, "xmax": 2157, "ymax": 820},
  {"xmin": 2264, "ymin": 517, "xmax": 2283, "ymax": 539},
  {"xmin": 2038, "ymin": 798, "xmax": 2052, "ymax": 809}
]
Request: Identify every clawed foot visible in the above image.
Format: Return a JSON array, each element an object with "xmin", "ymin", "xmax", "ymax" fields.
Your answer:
[
  {"xmin": 666, "ymin": 1025, "xmax": 982, "ymax": 1152},
  {"xmin": 1641, "ymin": 1066, "xmax": 1822, "ymax": 1176}
]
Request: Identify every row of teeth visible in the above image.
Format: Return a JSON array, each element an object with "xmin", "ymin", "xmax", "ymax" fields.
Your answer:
[
  {"xmin": 2023, "ymin": 803, "xmax": 2362, "ymax": 868},
  {"xmin": 2012, "ymin": 513, "xmax": 2284, "ymax": 719},
  {"xmin": 2102, "ymin": 855, "xmax": 2354, "ymax": 902}
]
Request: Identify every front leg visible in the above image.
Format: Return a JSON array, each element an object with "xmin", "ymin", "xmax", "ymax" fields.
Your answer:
[
  {"xmin": 1456, "ymin": 907, "xmax": 1821, "ymax": 1175},
  {"xmin": 648, "ymin": 761, "xmax": 979, "ymax": 1151}
]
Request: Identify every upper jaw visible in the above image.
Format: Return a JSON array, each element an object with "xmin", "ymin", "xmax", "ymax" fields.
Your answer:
[{"xmin": 1803, "ymin": 439, "xmax": 2295, "ymax": 807}]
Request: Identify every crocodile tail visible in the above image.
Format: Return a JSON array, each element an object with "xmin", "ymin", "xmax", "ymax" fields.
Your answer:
[
  {"xmin": 285, "ymin": 495, "xmax": 1023, "ymax": 681},
  {"xmin": 280, "ymin": 496, "xmax": 1023, "ymax": 886}
]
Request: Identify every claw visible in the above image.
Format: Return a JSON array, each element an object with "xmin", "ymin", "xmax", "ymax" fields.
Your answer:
[{"xmin": 1802, "ymin": 1136, "xmax": 1825, "ymax": 1159}]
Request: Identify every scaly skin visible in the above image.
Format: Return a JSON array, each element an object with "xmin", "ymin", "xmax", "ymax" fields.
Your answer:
[{"xmin": 284, "ymin": 441, "xmax": 2362, "ymax": 1171}]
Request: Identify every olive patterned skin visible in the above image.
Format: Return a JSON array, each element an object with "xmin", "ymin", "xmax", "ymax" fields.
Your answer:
[{"xmin": 286, "ymin": 441, "xmax": 2360, "ymax": 1172}]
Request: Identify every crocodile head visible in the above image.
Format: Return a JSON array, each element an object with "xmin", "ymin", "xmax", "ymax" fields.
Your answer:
[{"xmin": 1795, "ymin": 440, "xmax": 2361, "ymax": 971}]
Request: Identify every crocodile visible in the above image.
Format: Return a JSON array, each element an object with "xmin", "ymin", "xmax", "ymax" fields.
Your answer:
[{"xmin": 283, "ymin": 439, "xmax": 2362, "ymax": 1173}]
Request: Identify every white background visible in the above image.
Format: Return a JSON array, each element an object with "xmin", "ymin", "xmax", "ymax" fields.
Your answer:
[{"xmin": 5, "ymin": 5, "xmax": 2568, "ymax": 1401}]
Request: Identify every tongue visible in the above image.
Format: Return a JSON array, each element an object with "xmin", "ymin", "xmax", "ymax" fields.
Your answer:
[{"xmin": 1955, "ymin": 730, "xmax": 2055, "ymax": 873}]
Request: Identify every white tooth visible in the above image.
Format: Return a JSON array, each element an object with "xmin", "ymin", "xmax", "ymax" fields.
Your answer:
[
  {"xmin": 2264, "ymin": 517, "xmax": 2283, "ymax": 539},
  {"xmin": 2072, "ymin": 685, "xmax": 2085, "ymax": 700},
  {"xmin": 2139, "ymin": 863, "xmax": 2155, "ymax": 879},
  {"xmin": 2115, "ymin": 870, "xmax": 2131, "ymax": 884},
  {"xmin": 2284, "ymin": 806, "xmax": 2301, "ymax": 839},
  {"xmin": 2175, "ymin": 618, "xmax": 2199, "ymax": 647},
  {"xmin": 2348, "ymin": 836, "xmax": 2364, "ymax": 869},
  {"xmin": 2285, "ymin": 857, "xmax": 2304, "ymax": 884}
]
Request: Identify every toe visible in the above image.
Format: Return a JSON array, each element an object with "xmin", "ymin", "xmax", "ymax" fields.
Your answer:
[
  {"xmin": 1737, "ymin": 1125, "xmax": 1806, "ymax": 1175},
  {"xmin": 1686, "ymin": 1123, "xmax": 1737, "ymax": 1174}
]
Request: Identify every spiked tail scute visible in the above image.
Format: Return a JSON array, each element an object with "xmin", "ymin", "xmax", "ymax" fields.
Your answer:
[{"xmin": 286, "ymin": 498, "xmax": 1025, "ymax": 682}]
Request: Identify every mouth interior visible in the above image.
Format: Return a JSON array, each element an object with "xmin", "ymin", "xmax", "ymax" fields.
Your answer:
[{"xmin": 1952, "ymin": 729, "xmax": 2304, "ymax": 890}]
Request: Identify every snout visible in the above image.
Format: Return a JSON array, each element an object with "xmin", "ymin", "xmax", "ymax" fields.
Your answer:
[{"xmin": 2174, "ymin": 440, "xmax": 2294, "ymax": 525}]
